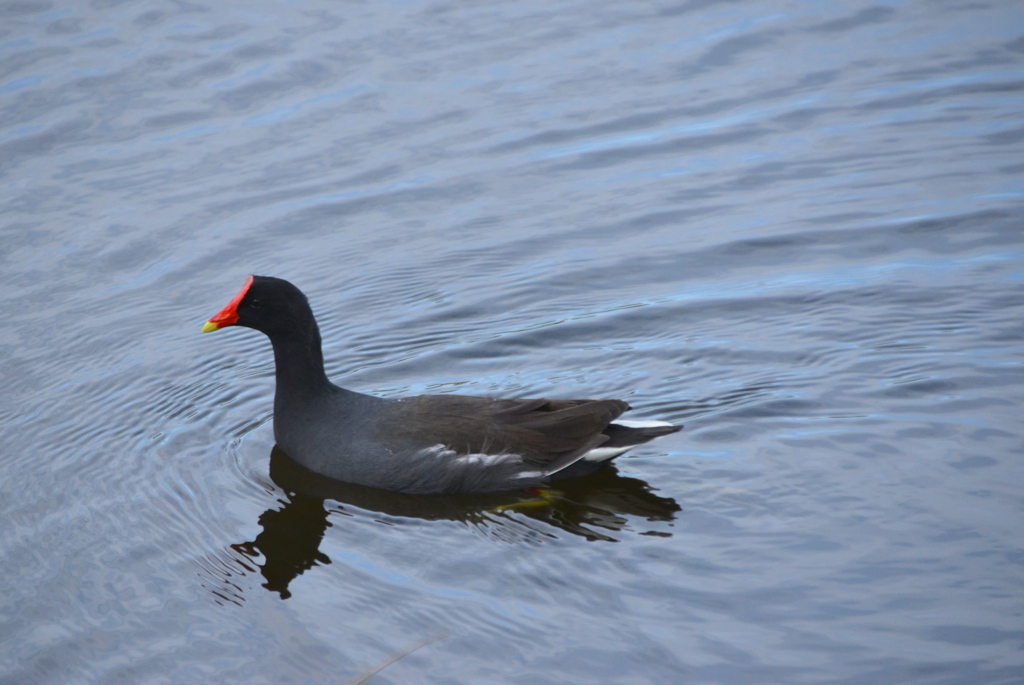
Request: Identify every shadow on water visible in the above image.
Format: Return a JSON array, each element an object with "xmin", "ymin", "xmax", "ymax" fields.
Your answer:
[{"xmin": 222, "ymin": 446, "xmax": 680, "ymax": 600}]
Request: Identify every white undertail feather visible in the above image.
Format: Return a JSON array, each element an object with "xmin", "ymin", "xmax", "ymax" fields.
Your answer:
[
  {"xmin": 578, "ymin": 419, "xmax": 676, "ymax": 462},
  {"xmin": 581, "ymin": 446, "xmax": 634, "ymax": 462},
  {"xmin": 612, "ymin": 419, "xmax": 674, "ymax": 428}
]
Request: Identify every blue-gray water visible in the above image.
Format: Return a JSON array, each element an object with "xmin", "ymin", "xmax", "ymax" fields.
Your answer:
[{"xmin": 2, "ymin": 1, "xmax": 1023, "ymax": 683}]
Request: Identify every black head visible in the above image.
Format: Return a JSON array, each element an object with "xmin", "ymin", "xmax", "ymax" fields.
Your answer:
[{"xmin": 203, "ymin": 276, "xmax": 314, "ymax": 339}]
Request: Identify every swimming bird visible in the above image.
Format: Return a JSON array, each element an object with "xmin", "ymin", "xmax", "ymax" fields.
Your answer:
[{"xmin": 202, "ymin": 276, "xmax": 680, "ymax": 494}]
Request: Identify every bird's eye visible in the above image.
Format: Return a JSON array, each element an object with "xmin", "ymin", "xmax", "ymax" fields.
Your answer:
[{"xmin": 250, "ymin": 299, "xmax": 262, "ymax": 309}]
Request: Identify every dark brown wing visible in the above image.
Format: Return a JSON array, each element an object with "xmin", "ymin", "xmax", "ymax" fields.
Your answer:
[{"xmin": 386, "ymin": 395, "xmax": 631, "ymax": 469}]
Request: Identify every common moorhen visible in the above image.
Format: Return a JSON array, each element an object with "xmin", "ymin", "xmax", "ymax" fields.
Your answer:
[{"xmin": 203, "ymin": 276, "xmax": 680, "ymax": 494}]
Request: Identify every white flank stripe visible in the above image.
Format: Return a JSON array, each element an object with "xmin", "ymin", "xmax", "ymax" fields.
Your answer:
[{"xmin": 514, "ymin": 470, "xmax": 543, "ymax": 479}]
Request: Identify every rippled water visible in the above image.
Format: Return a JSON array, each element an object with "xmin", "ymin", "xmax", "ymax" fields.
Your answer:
[{"xmin": 2, "ymin": 0, "xmax": 1023, "ymax": 682}]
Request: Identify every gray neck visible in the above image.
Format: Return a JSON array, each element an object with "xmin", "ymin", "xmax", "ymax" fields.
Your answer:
[{"xmin": 270, "ymin": 318, "xmax": 333, "ymax": 406}]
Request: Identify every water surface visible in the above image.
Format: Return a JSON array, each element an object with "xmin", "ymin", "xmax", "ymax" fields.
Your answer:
[{"xmin": 2, "ymin": 0, "xmax": 1023, "ymax": 683}]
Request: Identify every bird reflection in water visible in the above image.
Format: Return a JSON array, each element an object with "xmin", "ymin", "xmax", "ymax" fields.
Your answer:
[{"xmin": 219, "ymin": 445, "xmax": 680, "ymax": 600}]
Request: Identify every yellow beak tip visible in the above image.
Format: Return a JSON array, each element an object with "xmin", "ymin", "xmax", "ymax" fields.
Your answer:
[{"xmin": 201, "ymin": 321, "xmax": 220, "ymax": 334}]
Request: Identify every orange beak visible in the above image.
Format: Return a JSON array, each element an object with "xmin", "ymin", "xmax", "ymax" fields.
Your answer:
[{"xmin": 202, "ymin": 275, "xmax": 254, "ymax": 333}]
